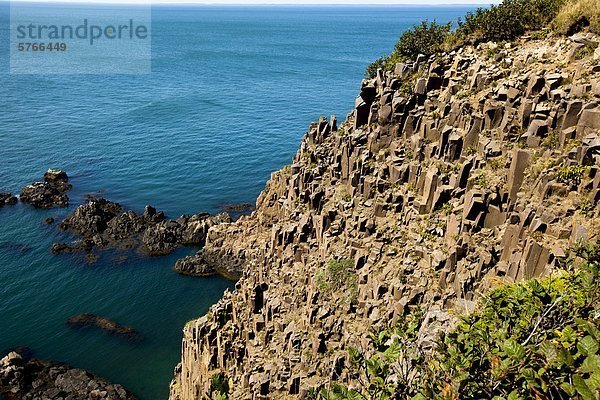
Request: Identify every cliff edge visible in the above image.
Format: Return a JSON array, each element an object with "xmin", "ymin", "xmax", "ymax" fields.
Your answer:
[{"xmin": 170, "ymin": 30, "xmax": 600, "ymax": 399}]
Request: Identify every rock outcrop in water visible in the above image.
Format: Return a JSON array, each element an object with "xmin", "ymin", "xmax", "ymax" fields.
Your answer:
[
  {"xmin": 67, "ymin": 314, "xmax": 143, "ymax": 342},
  {"xmin": 19, "ymin": 170, "xmax": 71, "ymax": 208},
  {"xmin": 170, "ymin": 33, "xmax": 600, "ymax": 398},
  {"xmin": 0, "ymin": 351, "xmax": 136, "ymax": 400},
  {"xmin": 0, "ymin": 193, "xmax": 17, "ymax": 207},
  {"xmin": 53, "ymin": 198, "xmax": 231, "ymax": 258}
]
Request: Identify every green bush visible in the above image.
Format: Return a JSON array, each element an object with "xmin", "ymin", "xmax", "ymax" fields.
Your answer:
[
  {"xmin": 365, "ymin": 21, "xmax": 450, "ymax": 77},
  {"xmin": 557, "ymin": 164, "xmax": 589, "ymax": 186},
  {"xmin": 365, "ymin": 0, "xmax": 566, "ymax": 78},
  {"xmin": 426, "ymin": 262, "xmax": 599, "ymax": 399},
  {"xmin": 454, "ymin": 0, "xmax": 563, "ymax": 43},
  {"xmin": 315, "ymin": 251, "xmax": 600, "ymax": 400},
  {"xmin": 394, "ymin": 21, "xmax": 451, "ymax": 61},
  {"xmin": 210, "ymin": 372, "xmax": 229, "ymax": 399}
]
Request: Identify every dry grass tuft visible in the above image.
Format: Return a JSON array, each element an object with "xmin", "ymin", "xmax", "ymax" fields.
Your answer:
[{"xmin": 553, "ymin": 0, "xmax": 600, "ymax": 34}]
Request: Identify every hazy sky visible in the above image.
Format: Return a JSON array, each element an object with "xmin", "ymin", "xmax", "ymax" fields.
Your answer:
[{"xmin": 10, "ymin": 0, "xmax": 500, "ymax": 4}]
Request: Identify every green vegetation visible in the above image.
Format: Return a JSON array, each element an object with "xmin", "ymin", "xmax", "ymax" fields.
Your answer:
[
  {"xmin": 556, "ymin": 164, "xmax": 589, "ymax": 186},
  {"xmin": 469, "ymin": 170, "xmax": 491, "ymax": 188},
  {"xmin": 315, "ymin": 259, "xmax": 358, "ymax": 305},
  {"xmin": 542, "ymin": 130, "xmax": 560, "ymax": 149},
  {"xmin": 366, "ymin": 0, "xmax": 599, "ymax": 77},
  {"xmin": 366, "ymin": 21, "xmax": 451, "ymax": 78},
  {"xmin": 313, "ymin": 244, "xmax": 600, "ymax": 399},
  {"xmin": 455, "ymin": 0, "xmax": 562, "ymax": 43},
  {"xmin": 209, "ymin": 372, "xmax": 230, "ymax": 399}
]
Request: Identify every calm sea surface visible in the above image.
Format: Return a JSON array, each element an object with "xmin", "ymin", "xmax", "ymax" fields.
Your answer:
[{"xmin": 0, "ymin": 4, "xmax": 477, "ymax": 399}]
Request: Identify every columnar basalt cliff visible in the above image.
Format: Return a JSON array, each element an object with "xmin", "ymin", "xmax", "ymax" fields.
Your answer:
[{"xmin": 171, "ymin": 33, "xmax": 600, "ymax": 399}]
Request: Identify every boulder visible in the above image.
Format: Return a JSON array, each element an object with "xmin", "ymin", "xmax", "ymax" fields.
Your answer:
[{"xmin": 173, "ymin": 253, "xmax": 217, "ymax": 276}]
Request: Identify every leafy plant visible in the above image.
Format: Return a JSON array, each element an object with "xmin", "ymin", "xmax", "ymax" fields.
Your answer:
[
  {"xmin": 323, "ymin": 251, "xmax": 599, "ymax": 400},
  {"xmin": 556, "ymin": 164, "xmax": 588, "ymax": 186},
  {"xmin": 209, "ymin": 372, "xmax": 230, "ymax": 399}
]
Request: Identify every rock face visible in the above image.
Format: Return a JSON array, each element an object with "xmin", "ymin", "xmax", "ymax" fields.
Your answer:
[
  {"xmin": 0, "ymin": 351, "xmax": 136, "ymax": 400},
  {"xmin": 67, "ymin": 314, "xmax": 142, "ymax": 341},
  {"xmin": 0, "ymin": 193, "xmax": 17, "ymax": 206},
  {"xmin": 53, "ymin": 198, "xmax": 231, "ymax": 258},
  {"xmin": 170, "ymin": 34, "xmax": 600, "ymax": 399},
  {"xmin": 19, "ymin": 170, "xmax": 71, "ymax": 208}
]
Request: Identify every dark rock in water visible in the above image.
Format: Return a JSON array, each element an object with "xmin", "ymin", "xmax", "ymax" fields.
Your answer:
[
  {"xmin": 43, "ymin": 169, "xmax": 68, "ymax": 184},
  {"xmin": 178, "ymin": 213, "xmax": 232, "ymax": 246},
  {"xmin": 0, "ymin": 351, "xmax": 136, "ymax": 400},
  {"xmin": 143, "ymin": 205, "xmax": 165, "ymax": 223},
  {"xmin": 44, "ymin": 217, "xmax": 55, "ymax": 225},
  {"xmin": 0, "ymin": 193, "xmax": 17, "ymax": 207},
  {"xmin": 19, "ymin": 170, "xmax": 71, "ymax": 208},
  {"xmin": 54, "ymin": 198, "xmax": 232, "ymax": 257},
  {"xmin": 59, "ymin": 198, "xmax": 123, "ymax": 237},
  {"xmin": 66, "ymin": 314, "xmax": 142, "ymax": 342},
  {"xmin": 140, "ymin": 220, "xmax": 181, "ymax": 256},
  {"xmin": 0, "ymin": 242, "xmax": 32, "ymax": 254},
  {"xmin": 173, "ymin": 253, "xmax": 217, "ymax": 277},
  {"xmin": 51, "ymin": 240, "xmax": 94, "ymax": 255}
]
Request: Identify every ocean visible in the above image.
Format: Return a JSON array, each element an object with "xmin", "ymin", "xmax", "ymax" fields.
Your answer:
[{"xmin": 0, "ymin": 4, "xmax": 477, "ymax": 399}]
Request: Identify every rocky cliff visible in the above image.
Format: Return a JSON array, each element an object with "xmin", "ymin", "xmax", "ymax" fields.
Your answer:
[{"xmin": 170, "ymin": 33, "xmax": 600, "ymax": 399}]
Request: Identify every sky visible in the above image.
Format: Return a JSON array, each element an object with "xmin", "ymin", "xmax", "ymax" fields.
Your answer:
[{"xmin": 8, "ymin": 0, "xmax": 501, "ymax": 4}]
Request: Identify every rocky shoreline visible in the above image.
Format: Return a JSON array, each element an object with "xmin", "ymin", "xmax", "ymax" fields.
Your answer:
[
  {"xmin": 51, "ymin": 197, "xmax": 232, "ymax": 264},
  {"xmin": 0, "ymin": 351, "xmax": 136, "ymax": 400}
]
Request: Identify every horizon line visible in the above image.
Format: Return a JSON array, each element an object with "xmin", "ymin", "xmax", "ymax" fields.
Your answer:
[{"xmin": 4, "ymin": 0, "xmax": 499, "ymax": 5}]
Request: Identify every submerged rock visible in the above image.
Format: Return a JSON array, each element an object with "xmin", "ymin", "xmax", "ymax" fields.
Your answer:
[
  {"xmin": 0, "ymin": 242, "xmax": 32, "ymax": 254},
  {"xmin": 0, "ymin": 193, "xmax": 17, "ymax": 207},
  {"xmin": 19, "ymin": 170, "xmax": 71, "ymax": 208},
  {"xmin": 0, "ymin": 351, "xmax": 136, "ymax": 400},
  {"xmin": 66, "ymin": 314, "xmax": 142, "ymax": 342}
]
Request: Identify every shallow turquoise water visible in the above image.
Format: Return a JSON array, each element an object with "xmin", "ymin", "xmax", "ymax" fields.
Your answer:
[{"xmin": 0, "ymin": 4, "xmax": 477, "ymax": 399}]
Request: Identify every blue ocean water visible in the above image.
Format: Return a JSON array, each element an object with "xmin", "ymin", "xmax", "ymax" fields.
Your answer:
[{"xmin": 0, "ymin": 4, "xmax": 478, "ymax": 399}]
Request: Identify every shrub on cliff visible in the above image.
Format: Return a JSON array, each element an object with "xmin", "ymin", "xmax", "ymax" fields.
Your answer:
[
  {"xmin": 315, "ymin": 247, "xmax": 600, "ymax": 400},
  {"xmin": 365, "ymin": 21, "xmax": 451, "ymax": 78},
  {"xmin": 455, "ymin": 0, "xmax": 564, "ymax": 43},
  {"xmin": 365, "ymin": 0, "xmax": 566, "ymax": 77}
]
